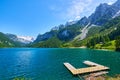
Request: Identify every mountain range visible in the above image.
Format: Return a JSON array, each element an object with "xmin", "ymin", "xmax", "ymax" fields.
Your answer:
[
  {"xmin": 6, "ymin": 33, "xmax": 34, "ymax": 44},
  {"xmin": 0, "ymin": 0, "xmax": 120, "ymax": 50},
  {"xmin": 0, "ymin": 33, "xmax": 34, "ymax": 47},
  {"xmin": 32, "ymin": 0, "xmax": 120, "ymax": 46}
]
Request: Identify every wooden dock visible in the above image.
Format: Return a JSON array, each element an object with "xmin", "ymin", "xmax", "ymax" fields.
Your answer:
[
  {"xmin": 83, "ymin": 61, "xmax": 101, "ymax": 66},
  {"xmin": 89, "ymin": 71, "xmax": 108, "ymax": 77},
  {"xmin": 64, "ymin": 63, "xmax": 76, "ymax": 74},
  {"xmin": 64, "ymin": 61, "xmax": 109, "ymax": 75}
]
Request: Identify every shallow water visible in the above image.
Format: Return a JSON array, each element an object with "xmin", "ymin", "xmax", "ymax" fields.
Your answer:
[{"xmin": 0, "ymin": 48, "xmax": 120, "ymax": 80}]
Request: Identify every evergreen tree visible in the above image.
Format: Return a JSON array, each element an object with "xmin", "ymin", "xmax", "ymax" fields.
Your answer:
[
  {"xmin": 104, "ymin": 36, "xmax": 110, "ymax": 42},
  {"xmin": 115, "ymin": 36, "xmax": 120, "ymax": 51}
]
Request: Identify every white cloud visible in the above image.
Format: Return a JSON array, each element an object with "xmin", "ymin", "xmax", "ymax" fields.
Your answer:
[
  {"xmin": 65, "ymin": 0, "xmax": 93, "ymax": 20},
  {"xmin": 68, "ymin": 19, "xmax": 74, "ymax": 22},
  {"xmin": 108, "ymin": 1, "xmax": 114, "ymax": 5},
  {"xmin": 75, "ymin": 16, "xmax": 81, "ymax": 20},
  {"xmin": 49, "ymin": 0, "xmax": 117, "ymax": 21},
  {"xmin": 50, "ymin": 0, "xmax": 93, "ymax": 20}
]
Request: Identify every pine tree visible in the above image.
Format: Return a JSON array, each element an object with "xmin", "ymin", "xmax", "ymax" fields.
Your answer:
[{"xmin": 115, "ymin": 36, "xmax": 120, "ymax": 51}]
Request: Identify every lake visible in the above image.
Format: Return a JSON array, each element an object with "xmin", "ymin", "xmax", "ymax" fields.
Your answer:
[{"xmin": 0, "ymin": 48, "xmax": 120, "ymax": 80}]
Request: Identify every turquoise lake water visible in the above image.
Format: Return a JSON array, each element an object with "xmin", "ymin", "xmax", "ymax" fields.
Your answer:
[{"xmin": 0, "ymin": 48, "xmax": 120, "ymax": 80}]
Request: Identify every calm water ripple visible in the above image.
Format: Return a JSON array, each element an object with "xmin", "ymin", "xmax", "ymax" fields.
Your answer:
[{"xmin": 0, "ymin": 48, "xmax": 120, "ymax": 80}]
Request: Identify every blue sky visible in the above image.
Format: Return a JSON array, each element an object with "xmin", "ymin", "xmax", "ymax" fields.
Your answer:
[{"xmin": 0, "ymin": 0, "xmax": 117, "ymax": 38}]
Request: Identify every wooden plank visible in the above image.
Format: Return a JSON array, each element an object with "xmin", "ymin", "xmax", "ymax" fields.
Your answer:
[
  {"xmin": 64, "ymin": 63, "xmax": 76, "ymax": 74},
  {"xmin": 64, "ymin": 61, "xmax": 109, "ymax": 75},
  {"xmin": 83, "ymin": 61, "xmax": 101, "ymax": 66},
  {"xmin": 90, "ymin": 71, "xmax": 108, "ymax": 77},
  {"xmin": 76, "ymin": 66, "xmax": 109, "ymax": 75}
]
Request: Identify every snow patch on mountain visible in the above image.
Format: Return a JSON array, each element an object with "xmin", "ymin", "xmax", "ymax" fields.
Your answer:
[
  {"xmin": 17, "ymin": 36, "xmax": 34, "ymax": 44},
  {"xmin": 65, "ymin": 20, "xmax": 77, "ymax": 26},
  {"xmin": 112, "ymin": 10, "xmax": 120, "ymax": 18}
]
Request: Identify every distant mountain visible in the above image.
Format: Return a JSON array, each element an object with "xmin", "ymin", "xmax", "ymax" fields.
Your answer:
[
  {"xmin": 0, "ymin": 32, "xmax": 20, "ymax": 47},
  {"xmin": 34, "ymin": 22, "xmax": 83, "ymax": 43},
  {"xmin": 65, "ymin": 20, "xmax": 77, "ymax": 26},
  {"xmin": 113, "ymin": 10, "xmax": 120, "ymax": 18},
  {"xmin": 34, "ymin": 31, "xmax": 56, "ymax": 43},
  {"xmin": 32, "ymin": 0, "xmax": 120, "ymax": 48},
  {"xmin": 85, "ymin": 16, "xmax": 120, "ymax": 50},
  {"xmin": 88, "ymin": 0, "xmax": 120, "ymax": 25},
  {"xmin": 88, "ymin": 3, "xmax": 110, "ymax": 25},
  {"xmin": 113, "ymin": 0, "xmax": 120, "ymax": 7},
  {"xmin": 51, "ymin": 24, "xmax": 65, "ymax": 31},
  {"xmin": 1, "ymin": 0, "xmax": 120, "ymax": 48},
  {"xmin": 77, "ymin": 16, "xmax": 90, "ymax": 27},
  {"xmin": 17, "ymin": 36, "xmax": 34, "ymax": 44},
  {"xmin": 6, "ymin": 34, "xmax": 34, "ymax": 44}
]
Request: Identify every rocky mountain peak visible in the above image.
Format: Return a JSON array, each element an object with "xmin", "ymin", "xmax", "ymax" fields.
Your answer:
[
  {"xmin": 113, "ymin": 0, "xmax": 120, "ymax": 7},
  {"xmin": 34, "ymin": 0, "xmax": 120, "ymax": 44},
  {"xmin": 6, "ymin": 33, "xmax": 34, "ymax": 44},
  {"xmin": 77, "ymin": 16, "xmax": 89, "ymax": 26},
  {"xmin": 88, "ymin": 0, "xmax": 120, "ymax": 26},
  {"xmin": 65, "ymin": 21, "xmax": 77, "ymax": 26},
  {"xmin": 96, "ymin": 3, "xmax": 109, "ymax": 13},
  {"xmin": 88, "ymin": 3, "xmax": 110, "ymax": 25}
]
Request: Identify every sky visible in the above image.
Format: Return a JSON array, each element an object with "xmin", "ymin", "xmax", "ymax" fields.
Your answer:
[{"xmin": 0, "ymin": 0, "xmax": 117, "ymax": 38}]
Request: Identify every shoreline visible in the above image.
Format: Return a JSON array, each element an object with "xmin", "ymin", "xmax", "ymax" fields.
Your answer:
[
  {"xmin": 67, "ymin": 46, "xmax": 116, "ymax": 52},
  {"xmin": 0, "ymin": 47, "xmax": 117, "ymax": 52},
  {"xmin": 68, "ymin": 46, "xmax": 87, "ymax": 49}
]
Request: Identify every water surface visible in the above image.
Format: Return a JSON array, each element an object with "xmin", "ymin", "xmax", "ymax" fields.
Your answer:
[{"xmin": 0, "ymin": 48, "xmax": 120, "ymax": 80}]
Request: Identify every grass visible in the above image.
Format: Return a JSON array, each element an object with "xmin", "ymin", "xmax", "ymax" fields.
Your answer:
[
  {"xmin": 105, "ymin": 75, "xmax": 120, "ymax": 80},
  {"xmin": 94, "ymin": 40, "xmax": 116, "ymax": 50}
]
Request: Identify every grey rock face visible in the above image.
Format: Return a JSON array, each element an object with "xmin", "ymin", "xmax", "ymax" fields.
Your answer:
[
  {"xmin": 34, "ymin": 31, "xmax": 56, "ymax": 42},
  {"xmin": 77, "ymin": 16, "xmax": 90, "ymax": 27},
  {"xmin": 88, "ymin": 0, "xmax": 120, "ymax": 26}
]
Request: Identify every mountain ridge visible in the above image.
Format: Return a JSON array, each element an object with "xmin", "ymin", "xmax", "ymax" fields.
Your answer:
[
  {"xmin": 6, "ymin": 33, "xmax": 34, "ymax": 44},
  {"xmin": 31, "ymin": 0, "xmax": 120, "ymax": 50},
  {"xmin": 0, "ymin": 0, "xmax": 120, "ymax": 50},
  {"xmin": 34, "ymin": 0, "xmax": 120, "ymax": 43}
]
